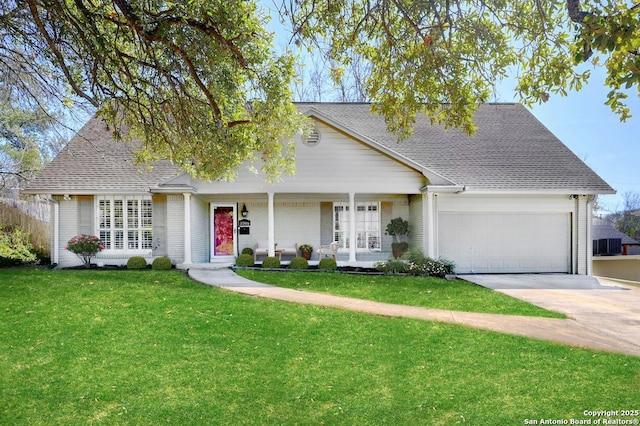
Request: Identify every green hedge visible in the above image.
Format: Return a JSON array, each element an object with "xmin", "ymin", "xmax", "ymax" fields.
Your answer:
[
  {"xmin": 318, "ymin": 257, "xmax": 337, "ymax": 271},
  {"xmin": 261, "ymin": 256, "xmax": 281, "ymax": 269},
  {"xmin": 152, "ymin": 257, "xmax": 172, "ymax": 270},
  {"xmin": 235, "ymin": 254, "xmax": 255, "ymax": 267},
  {"xmin": 289, "ymin": 257, "xmax": 309, "ymax": 270},
  {"xmin": 126, "ymin": 256, "xmax": 147, "ymax": 269}
]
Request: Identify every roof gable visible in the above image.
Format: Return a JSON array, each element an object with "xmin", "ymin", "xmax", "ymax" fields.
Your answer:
[{"xmin": 296, "ymin": 103, "xmax": 615, "ymax": 194}]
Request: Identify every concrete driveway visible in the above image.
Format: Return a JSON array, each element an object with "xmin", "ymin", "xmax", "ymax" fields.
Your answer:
[{"xmin": 460, "ymin": 274, "xmax": 640, "ymax": 355}]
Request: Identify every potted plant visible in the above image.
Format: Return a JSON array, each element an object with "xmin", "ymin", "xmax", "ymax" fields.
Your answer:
[
  {"xmin": 385, "ymin": 217, "xmax": 409, "ymax": 259},
  {"xmin": 299, "ymin": 243, "xmax": 314, "ymax": 260}
]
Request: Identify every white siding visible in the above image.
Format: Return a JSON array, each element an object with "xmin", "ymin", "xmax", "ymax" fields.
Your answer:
[
  {"xmin": 274, "ymin": 199, "xmax": 322, "ymax": 248},
  {"xmin": 166, "ymin": 195, "xmax": 184, "ymax": 263},
  {"xmin": 189, "ymin": 121, "xmax": 426, "ymax": 194}
]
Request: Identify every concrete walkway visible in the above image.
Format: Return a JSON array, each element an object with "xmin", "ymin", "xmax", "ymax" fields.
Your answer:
[{"xmin": 187, "ymin": 268, "xmax": 640, "ymax": 358}]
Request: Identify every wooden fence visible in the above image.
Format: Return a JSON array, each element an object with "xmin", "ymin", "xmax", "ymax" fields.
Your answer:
[{"xmin": 0, "ymin": 198, "xmax": 50, "ymax": 256}]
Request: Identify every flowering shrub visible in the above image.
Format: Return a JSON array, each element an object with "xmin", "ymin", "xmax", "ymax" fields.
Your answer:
[
  {"xmin": 376, "ymin": 249, "xmax": 455, "ymax": 278},
  {"xmin": 66, "ymin": 234, "xmax": 104, "ymax": 268},
  {"xmin": 404, "ymin": 249, "xmax": 455, "ymax": 278}
]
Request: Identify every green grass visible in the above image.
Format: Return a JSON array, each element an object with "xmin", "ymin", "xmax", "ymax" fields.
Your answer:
[
  {"xmin": 2, "ymin": 269, "xmax": 639, "ymax": 425},
  {"xmin": 236, "ymin": 269, "xmax": 565, "ymax": 318}
]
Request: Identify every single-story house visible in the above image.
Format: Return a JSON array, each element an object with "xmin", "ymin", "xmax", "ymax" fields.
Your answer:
[{"xmin": 24, "ymin": 103, "xmax": 614, "ymax": 273}]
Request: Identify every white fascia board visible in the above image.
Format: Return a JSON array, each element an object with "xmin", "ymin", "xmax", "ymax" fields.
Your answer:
[
  {"xmin": 150, "ymin": 185, "xmax": 197, "ymax": 194},
  {"xmin": 22, "ymin": 189, "xmax": 155, "ymax": 196},
  {"xmin": 302, "ymin": 108, "xmax": 456, "ymax": 186},
  {"xmin": 455, "ymin": 188, "xmax": 617, "ymax": 196}
]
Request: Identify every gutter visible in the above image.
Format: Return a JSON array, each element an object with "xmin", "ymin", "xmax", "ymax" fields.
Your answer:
[{"xmin": 421, "ymin": 184, "xmax": 465, "ymax": 193}]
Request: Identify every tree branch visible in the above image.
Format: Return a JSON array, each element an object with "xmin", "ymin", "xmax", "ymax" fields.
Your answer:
[
  {"xmin": 24, "ymin": 0, "xmax": 98, "ymax": 107},
  {"xmin": 567, "ymin": 0, "xmax": 589, "ymax": 23}
]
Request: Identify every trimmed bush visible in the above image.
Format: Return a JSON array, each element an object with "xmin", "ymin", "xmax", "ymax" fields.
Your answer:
[
  {"xmin": 318, "ymin": 257, "xmax": 337, "ymax": 271},
  {"xmin": 127, "ymin": 256, "xmax": 148, "ymax": 269},
  {"xmin": 241, "ymin": 247, "xmax": 254, "ymax": 255},
  {"xmin": 152, "ymin": 257, "xmax": 172, "ymax": 270},
  {"xmin": 289, "ymin": 257, "xmax": 309, "ymax": 270},
  {"xmin": 261, "ymin": 256, "xmax": 281, "ymax": 269},
  {"xmin": 235, "ymin": 253, "xmax": 255, "ymax": 267}
]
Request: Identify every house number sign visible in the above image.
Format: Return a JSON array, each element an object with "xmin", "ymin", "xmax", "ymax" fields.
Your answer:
[{"xmin": 238, "ymin": 219, "xmax": 251, "ymax": 235}]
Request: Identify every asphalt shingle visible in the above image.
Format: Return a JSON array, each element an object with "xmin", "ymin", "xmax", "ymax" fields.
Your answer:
[{"xmin": 25, "ymin": 117, "xmax": 180, "ymax": 194}]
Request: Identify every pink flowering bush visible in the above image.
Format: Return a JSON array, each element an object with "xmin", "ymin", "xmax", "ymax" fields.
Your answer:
[{"xmin": 66, "ymin": 234, "xmax": 104, "ymax": 268}]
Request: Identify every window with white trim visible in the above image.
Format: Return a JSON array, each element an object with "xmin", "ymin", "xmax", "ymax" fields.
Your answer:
[
  {"xmin": 97, "ymin": 196, "xmax": 152, "ymax": 253},
  {"xmin": 333, "ymin": 202, "xmax": 381, "ymax": 251}
]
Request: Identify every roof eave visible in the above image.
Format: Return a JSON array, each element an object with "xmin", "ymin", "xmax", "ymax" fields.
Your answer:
[
  {"xmin": 458, "ymin": 188, "xmax": 616, "ymax": 195},
  {"xmin": 21, "ymin": 189, "xmax": 154, "ymax": 196}
]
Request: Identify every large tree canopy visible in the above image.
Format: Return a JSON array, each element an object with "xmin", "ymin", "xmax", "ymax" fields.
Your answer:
[
  {"xmin": 1, "ymin": 0, "xmax": 638, "ymax": 181},
  {"xmin": 0, "ymin": 49, "xmax": 65, "ymax": 192}
]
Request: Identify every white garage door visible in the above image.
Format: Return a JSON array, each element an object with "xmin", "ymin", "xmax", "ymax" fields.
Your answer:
[{"xmin": 438, "ymin": 212, "xmax": 570, "ymax": 273}]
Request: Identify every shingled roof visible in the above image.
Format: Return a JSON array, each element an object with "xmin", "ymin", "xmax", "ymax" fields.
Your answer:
[
  {"xmin": 593, "ymin": 221, "xmax": 640, "ymax": 245},
  {"xmin": 24, "ymin": 117, "xmax": 181, "ymax": 194},
  {"xmin": 299, "ymin": 102, "xmax": 614, "ymax": 193},
  {"xmin": 24, "ymin": 103, "xmax": 614, "ymax": 194}
]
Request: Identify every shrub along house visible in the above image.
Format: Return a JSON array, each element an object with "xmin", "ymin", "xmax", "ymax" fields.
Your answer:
[{"xmin": 24, "ymin": 103, "xmax": 614, "ymax": 273}]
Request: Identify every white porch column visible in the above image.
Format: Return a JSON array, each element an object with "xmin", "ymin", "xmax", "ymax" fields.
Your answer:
[
  {"xmin": 183, "ymin": 193, "xmax": 192, "ymax": 265},
  {"xmin": 53, "ymin": 199, "xmax": 60, "ymax": 265},
  {"xmin": 267, "ymin": 192, "xmax": 275, "ymax": 257},
  {"xmin": 348, "ymin": 192, "xmax": 357, "ymax": 262},
  {"xmin": 586, "ymin": 195, "xmax": 594, "ymax": 276},
  {"xmin": 426, "ymin": 192, "xmax": 436, "ymax": 258}
]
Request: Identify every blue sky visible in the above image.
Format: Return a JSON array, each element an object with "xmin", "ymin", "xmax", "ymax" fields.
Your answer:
[{"xmin": 513, "ymin": 68, "xmax": 640, "ymax": 215}]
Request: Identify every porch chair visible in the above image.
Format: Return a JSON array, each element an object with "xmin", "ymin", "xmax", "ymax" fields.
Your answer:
[{"xmin": 317, "ymin": 242, "xmax": 339, "ymax": 260}]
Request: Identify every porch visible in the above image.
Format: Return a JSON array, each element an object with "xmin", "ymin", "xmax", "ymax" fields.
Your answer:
[{"xmin": 177, "ymin": 259, "xmax": 381, "ymax": 270}]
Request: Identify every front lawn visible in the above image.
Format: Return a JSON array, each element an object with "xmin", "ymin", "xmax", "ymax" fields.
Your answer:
[
  {"xmin": 1, "ymin": 269, "xmax": 638, "ymax": 425},
  {"xmin": 235, "ymin": 269, "xmax": 565, "ymax": 318}
]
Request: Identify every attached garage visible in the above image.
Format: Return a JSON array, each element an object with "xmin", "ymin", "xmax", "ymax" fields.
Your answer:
[{"xmin": 438, "ymin": 211, "xmax": 571, "ymax": 274}]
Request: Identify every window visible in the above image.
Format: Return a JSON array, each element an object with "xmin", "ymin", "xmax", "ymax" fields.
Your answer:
[
  {"xmin": 97, "ymin": 196, "xmax": 152, "ymax": 253},
  {"xmin": 333, "ymin": 202, "xmax": 380, "ymax": 251}
]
